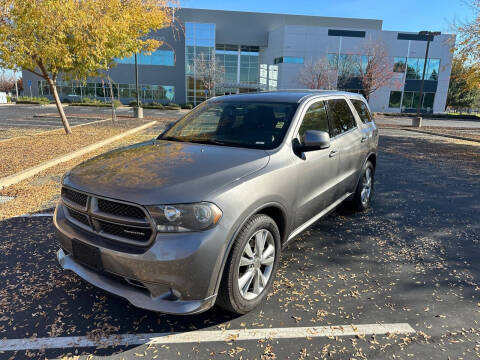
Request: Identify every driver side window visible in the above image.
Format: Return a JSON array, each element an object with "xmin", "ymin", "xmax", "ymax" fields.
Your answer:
[{"xmin": 298, "ymin": 101, "xmax": 329, "ymax": 144}]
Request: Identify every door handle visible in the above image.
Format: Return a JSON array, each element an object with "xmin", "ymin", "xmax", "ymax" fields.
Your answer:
[
  {"xmin": 361, "ymin": 136, "xmax": 368, "ymax": 143},
  {"xmin": 329, "ymin": 150, "xmax": 338, "ymax": 158}
]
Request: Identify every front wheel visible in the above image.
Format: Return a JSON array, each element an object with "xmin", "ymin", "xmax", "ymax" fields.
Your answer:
[
  {"xmin": 352, "ymin": 160, "xmax": 375, "ymax": 211},
  {"xmin": 217, "ymin": 214, "xmax": 281, "ymax": 314}
]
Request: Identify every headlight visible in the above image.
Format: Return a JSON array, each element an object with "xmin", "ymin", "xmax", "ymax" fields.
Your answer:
[{"xmin": 147, "ymin": 202, "xmax": 222, "ymax": 233}]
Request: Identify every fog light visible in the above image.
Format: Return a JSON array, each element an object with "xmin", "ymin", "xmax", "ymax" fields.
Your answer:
[{"xmin": 170, "ymin": 288, "xmax": 181, "ymax": 299}]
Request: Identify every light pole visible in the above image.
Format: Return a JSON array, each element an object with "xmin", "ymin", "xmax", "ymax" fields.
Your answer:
[
  {"xmin": 134, "ymin": 53, "xmax": 143, "ymax": 118},
  {"xmin": 413, "ymin": 30, "xmax": 441, "ymax": 127}
]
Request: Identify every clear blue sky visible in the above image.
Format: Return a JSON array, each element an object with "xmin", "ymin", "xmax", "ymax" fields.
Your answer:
[{"xmin": 181, "ymin": 0, "xmax": 474, "ymax": 33}]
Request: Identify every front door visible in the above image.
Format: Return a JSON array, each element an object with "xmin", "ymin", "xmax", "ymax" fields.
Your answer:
[{"xmin": 292, "ymin": 100, "xmax": 340, "ymax": 228}]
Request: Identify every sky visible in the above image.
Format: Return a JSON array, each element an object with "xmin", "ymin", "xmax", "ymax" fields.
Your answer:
[{"xmin": 181, "ymin": 0, "xmax": 475, "ymax": 34}]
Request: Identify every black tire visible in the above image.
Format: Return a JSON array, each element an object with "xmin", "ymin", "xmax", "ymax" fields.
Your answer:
[
  {"xmin": 352, "ymin": 160, "xmax": 375, "ymax": 211},
  {"xmin": 217, "ymin": 214, "xmax": 281, "ymax": 314}
]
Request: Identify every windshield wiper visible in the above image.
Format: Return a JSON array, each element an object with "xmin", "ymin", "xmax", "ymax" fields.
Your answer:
[{"xmin": 159, "ymin": 136, "xmax": 185, "ymax": 142}]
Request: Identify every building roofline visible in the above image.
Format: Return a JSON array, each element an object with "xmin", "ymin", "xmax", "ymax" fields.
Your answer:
[{"xmin": 178, "ymin": 7, "xmax": 383, "ymax": 29}]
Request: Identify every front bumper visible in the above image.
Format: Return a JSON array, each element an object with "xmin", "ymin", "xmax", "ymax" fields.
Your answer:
[
  {"xmin": 54, "ymin": 204, "xmax": 228, "ymax": 315},
  {"xmin": 57, "ymin": 249, "xmax": 216, "ymax": 314}
]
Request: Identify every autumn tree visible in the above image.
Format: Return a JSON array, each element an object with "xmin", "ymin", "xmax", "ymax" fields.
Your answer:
[
  {"xmin": 192, "ymin": 53, "xmax": 225, "ymax": 98},
  {"xmin": 446, "ymin": 56, "xmax": 479, "ymax": 110},
  {"xmin": 354, "ymin": 41, "xmax": 394, "ymax": 100},
  {"xmin": 298, "ymin": 57, "xmax": 337, "ymax": 90},
  {"xmin": 0, "ymin": 0, "xmax": 174, "ymax": 134}
]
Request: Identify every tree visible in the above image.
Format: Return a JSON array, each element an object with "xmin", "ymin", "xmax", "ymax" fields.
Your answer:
[
  {"xmin": 446, "ymin": 56, "xmax": 478, "ymax": 110},
  {"xmin": 354, "ymin": 41, "xmax": 395, "ymax": 100},
  {"xmin": 0, "ymin": 0, "xmax": 173, "ymax": 134},
  {"xmin": 0, "ymin": 71, "xmax": 15, "ymax": 93},
  {"xmin": 192, "ymin": 53, "xmax": 225, "ymax": 98},
  {"xmin": 455, "ymin": 0, "xmax": 480, "ymax": 89},
  {"xmin": 298, "ymin": 57, "xmax": 337, "ymax": 90}
]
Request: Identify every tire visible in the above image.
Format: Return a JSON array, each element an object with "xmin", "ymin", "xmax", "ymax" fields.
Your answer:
[
  {"xmin": 352, "ymin": 160, "xmax": 375, "ymax": 211},
  {"xmin": 217, "ymin": 214, "xmax": 281, "ymax": 314}
]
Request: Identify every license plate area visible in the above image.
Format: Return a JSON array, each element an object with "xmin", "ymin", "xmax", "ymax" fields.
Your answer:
[{"xmin": 71, "ymin": 239, "xmax": 103, "ymax": 272}]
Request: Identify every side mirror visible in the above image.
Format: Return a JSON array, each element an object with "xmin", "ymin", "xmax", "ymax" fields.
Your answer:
[{"xmin": 302, "ymin": 130, "xmax": 330, "ymax": 151}]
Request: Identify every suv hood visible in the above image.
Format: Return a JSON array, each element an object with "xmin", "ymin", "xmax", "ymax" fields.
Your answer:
[{"xmin": 63, "ymin": 140, "xmax": 270, "ymax": 205}]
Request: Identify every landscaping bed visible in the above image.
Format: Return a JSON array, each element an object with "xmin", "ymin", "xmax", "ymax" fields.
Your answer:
[
  {"xmin": 0, "ymin": 130, "xmax": 155, "ymax": 220},
  {"xmin": 0, "ymin": 119, "xmax": 155, "ymax": 179}
]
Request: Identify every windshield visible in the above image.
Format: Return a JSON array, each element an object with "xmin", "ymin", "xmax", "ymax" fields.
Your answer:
[{"xmin": 160, "ymin": 100, "xmax": 299, "ymax": 150}]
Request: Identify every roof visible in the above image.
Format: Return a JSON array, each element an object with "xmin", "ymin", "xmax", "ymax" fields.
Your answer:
[{"xmin": 211, "ymin": 90, "xmax": 364, "ymax": 104}]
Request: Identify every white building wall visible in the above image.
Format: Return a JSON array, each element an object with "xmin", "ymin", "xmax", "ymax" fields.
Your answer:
[{"xmin": 266, "ymin": 25, "xmax": 455, "ymax": 114}]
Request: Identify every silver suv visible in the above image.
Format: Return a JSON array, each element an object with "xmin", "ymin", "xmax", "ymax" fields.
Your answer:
[{"xmin": 54, "ymin": 91, "xmax": 378, "ymax": 315}]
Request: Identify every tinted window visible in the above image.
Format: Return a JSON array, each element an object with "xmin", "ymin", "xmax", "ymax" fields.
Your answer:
[
  {"xmin": 298, "ymin": 101, "xmax": 329, "ymax": 143},
  {"xmin": 326, "ymin": 99, "xmax": 357, "ymax": 136},
  {"xmin": 351, "ymin": 99, "xmax": 372, "ymax": 123},
  {"xmin": 162, "ymin": 101, "xmax": 299, "ymax": 150}
]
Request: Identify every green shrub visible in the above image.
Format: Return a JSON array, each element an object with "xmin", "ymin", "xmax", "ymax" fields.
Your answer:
[
  {"xmin": 166, "ymin": 102, "xmax": 180, "ymax": 108},
  {"xmin": 6, "ymin": 95, "xmax": 11, "ymax": 103},
  {"xmin": 181, "ymin": 103, "xmax": 193, "ymax": 109},
  {"xmin": 16, "ymin": 96, "xmax": 50, "ymax": 105},
  {"xmin": 129, "ymin": 100, "xmax": 142, "ymax": 107}
]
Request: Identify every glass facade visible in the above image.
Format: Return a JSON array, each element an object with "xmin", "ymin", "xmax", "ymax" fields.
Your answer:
[
  {"xmin": 116, "ymin": 50, "xmax": 175, "ymax": 66},
  {"xmin": 215, "ymin": 44, "xmax": 260, "ymax": 94},
  {"xmin": 38, "ymin": 80, "xmax": 174, "ymax": 102},
  {"xmin": 185, "ymin": 22, "xmax": 216, "ymax": 105},
  {"xmin": 403, "ymin": 57, "xmax": 440, "ymax": 80},
  {"xmin": 393, "ymin": 57, "xmax": 406, "ymax": 73},
  {"xmin": 388, "ymin": 90, "xmax": 435, "ymax": 110}
]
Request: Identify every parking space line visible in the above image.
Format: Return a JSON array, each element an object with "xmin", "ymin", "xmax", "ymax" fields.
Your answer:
[{"xmin": 0, "ymin": 323, "xmax": 415, "ymax": 351}]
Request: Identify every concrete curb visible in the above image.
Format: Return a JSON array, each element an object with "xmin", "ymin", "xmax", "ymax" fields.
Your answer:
[
  {"xmin": 401, "ymin": 128, "xmax": 480, "ymax": 144},
  {"xmin": 0, "ymin": 120, "xmax": 157, "ymax": 190}
]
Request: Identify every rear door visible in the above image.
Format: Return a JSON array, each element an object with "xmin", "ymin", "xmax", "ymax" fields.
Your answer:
[
  {"xmin": 350, "ymin": 98, "xmax": 379, "ymax": 152},
  {"xmin": 292, "ymin": 99, "xmax": 340, "ymax": 228},
  {"xmin": 325, "ymin": 97, "xmax": 364, "ymax": 195}
]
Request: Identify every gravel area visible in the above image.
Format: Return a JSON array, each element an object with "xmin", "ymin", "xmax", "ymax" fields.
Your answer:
[
  {"xmin": 0, "ymin": 119, "xmax": 157, "ymax": 178},
  {"xmin": 0, "ymin": 131, "xmax": 157, "ymax": 220}
]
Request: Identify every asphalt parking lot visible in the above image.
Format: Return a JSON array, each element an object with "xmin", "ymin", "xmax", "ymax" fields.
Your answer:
[
  {"xmin": 0, "ymin": 104, "xmax": 184, "ymax": 131},
  {"xmin": 1, "ymin": 130, "xmax": 479, "ymax": 359}
]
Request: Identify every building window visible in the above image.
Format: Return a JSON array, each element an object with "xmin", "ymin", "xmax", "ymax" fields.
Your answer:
[
  {"xmin": 185, "ymin": 22, "xmax": 216, "ymax": 105},
  {"xmin": 401, "ymin": 91, "xmax": 435, "ymax": 110},
  {"xmin": 328, "ymin": 29, "xmax": 366, "ymax": 38},
  {"xmin": 38, "ymin": 80, "xmax": 174, "ymax": 102},
  {"xmin": 406, "ymin": 58, "xmax": 440, "ymax": 80},
  {"xmin": 393, "ymin": 57, "xmax": 406, "ymax": 73},
  {"xmin": 274, "ymin": 57, "xmax": 304, "ymax": 64},
  {"xmin": 116, "ymin": 49, "xmax": 175, "ymax": 66},
  {"xmin": 389, "ymin": 91, "xmax": 402, "ymax": 108}
]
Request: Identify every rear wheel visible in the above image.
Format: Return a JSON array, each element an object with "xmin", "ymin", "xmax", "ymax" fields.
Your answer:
[
  {"xmin": 217, "ymin": 214, "xmax": 280, "ymax": 314},
  {"xmin": 352, "ymin": 160, "xmax": 375, "ymax": 211}
]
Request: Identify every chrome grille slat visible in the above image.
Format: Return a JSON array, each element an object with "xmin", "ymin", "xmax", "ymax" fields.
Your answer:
[{"xmin": 62, "ymin": 187, "xmax": 154, "ymax": 247}]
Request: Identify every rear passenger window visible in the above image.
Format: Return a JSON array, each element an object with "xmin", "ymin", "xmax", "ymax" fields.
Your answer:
[
  {"xmin": 326, "ymin": 99, "xmax": 356, "ymax": 136},
  {"xmin": 298, "ymin": 101, "xmax": 329, "ymax": 144},
  {"xmin": 351, "ymin": 99, "xmax": 373, "ymax": 123}
]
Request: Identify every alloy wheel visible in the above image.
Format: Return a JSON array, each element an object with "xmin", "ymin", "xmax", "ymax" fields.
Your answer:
[
  {"xmin": 237, "ymin": 229, "xmax": 275, "ymax": 300},
  {"xmin": 361, "ymin": 167, "xmax": 373, "ymax": 206}
]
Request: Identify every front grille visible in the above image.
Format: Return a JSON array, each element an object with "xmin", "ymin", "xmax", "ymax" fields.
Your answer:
[
  {"xmin": 62, "ymin": 187, "xmax": 154, "ymax": 247},
  {"xmin": 97, "ymin": 198, "xmax": 146, "ymax": 219},
  {"xmin": 62, "ymin": 188, "xmax": 87, "ymax": 207},
  {"xmin": 67, "ymin": 208, "xmax": 90, "ymax": 226},
  {"xmin": 98, "ymin": 220, "xmax": 152, "ymax": 243}
]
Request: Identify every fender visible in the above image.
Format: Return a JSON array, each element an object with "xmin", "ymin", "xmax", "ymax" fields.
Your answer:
[
  {"xmin": 353, "ymin": 151, "xmax": 377, "ymax": 191},
  {"xmin": 208, "ymin": 201, "xmax": 289, "ymax": 298}
]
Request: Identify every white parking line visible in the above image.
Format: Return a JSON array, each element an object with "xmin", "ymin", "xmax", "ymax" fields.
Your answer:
[{"xmin": 0, "ymin": 323, "xmax": 415, "ymax": 351}]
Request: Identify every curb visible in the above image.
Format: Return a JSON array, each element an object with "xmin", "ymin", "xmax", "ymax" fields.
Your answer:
[
  {"xmin": 0, "ymin": 120, "xmax": 157, "ymax": 190},
  {"xmin": 401, "ymin": 128, "xmax": 480, "ymax": 144}
]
